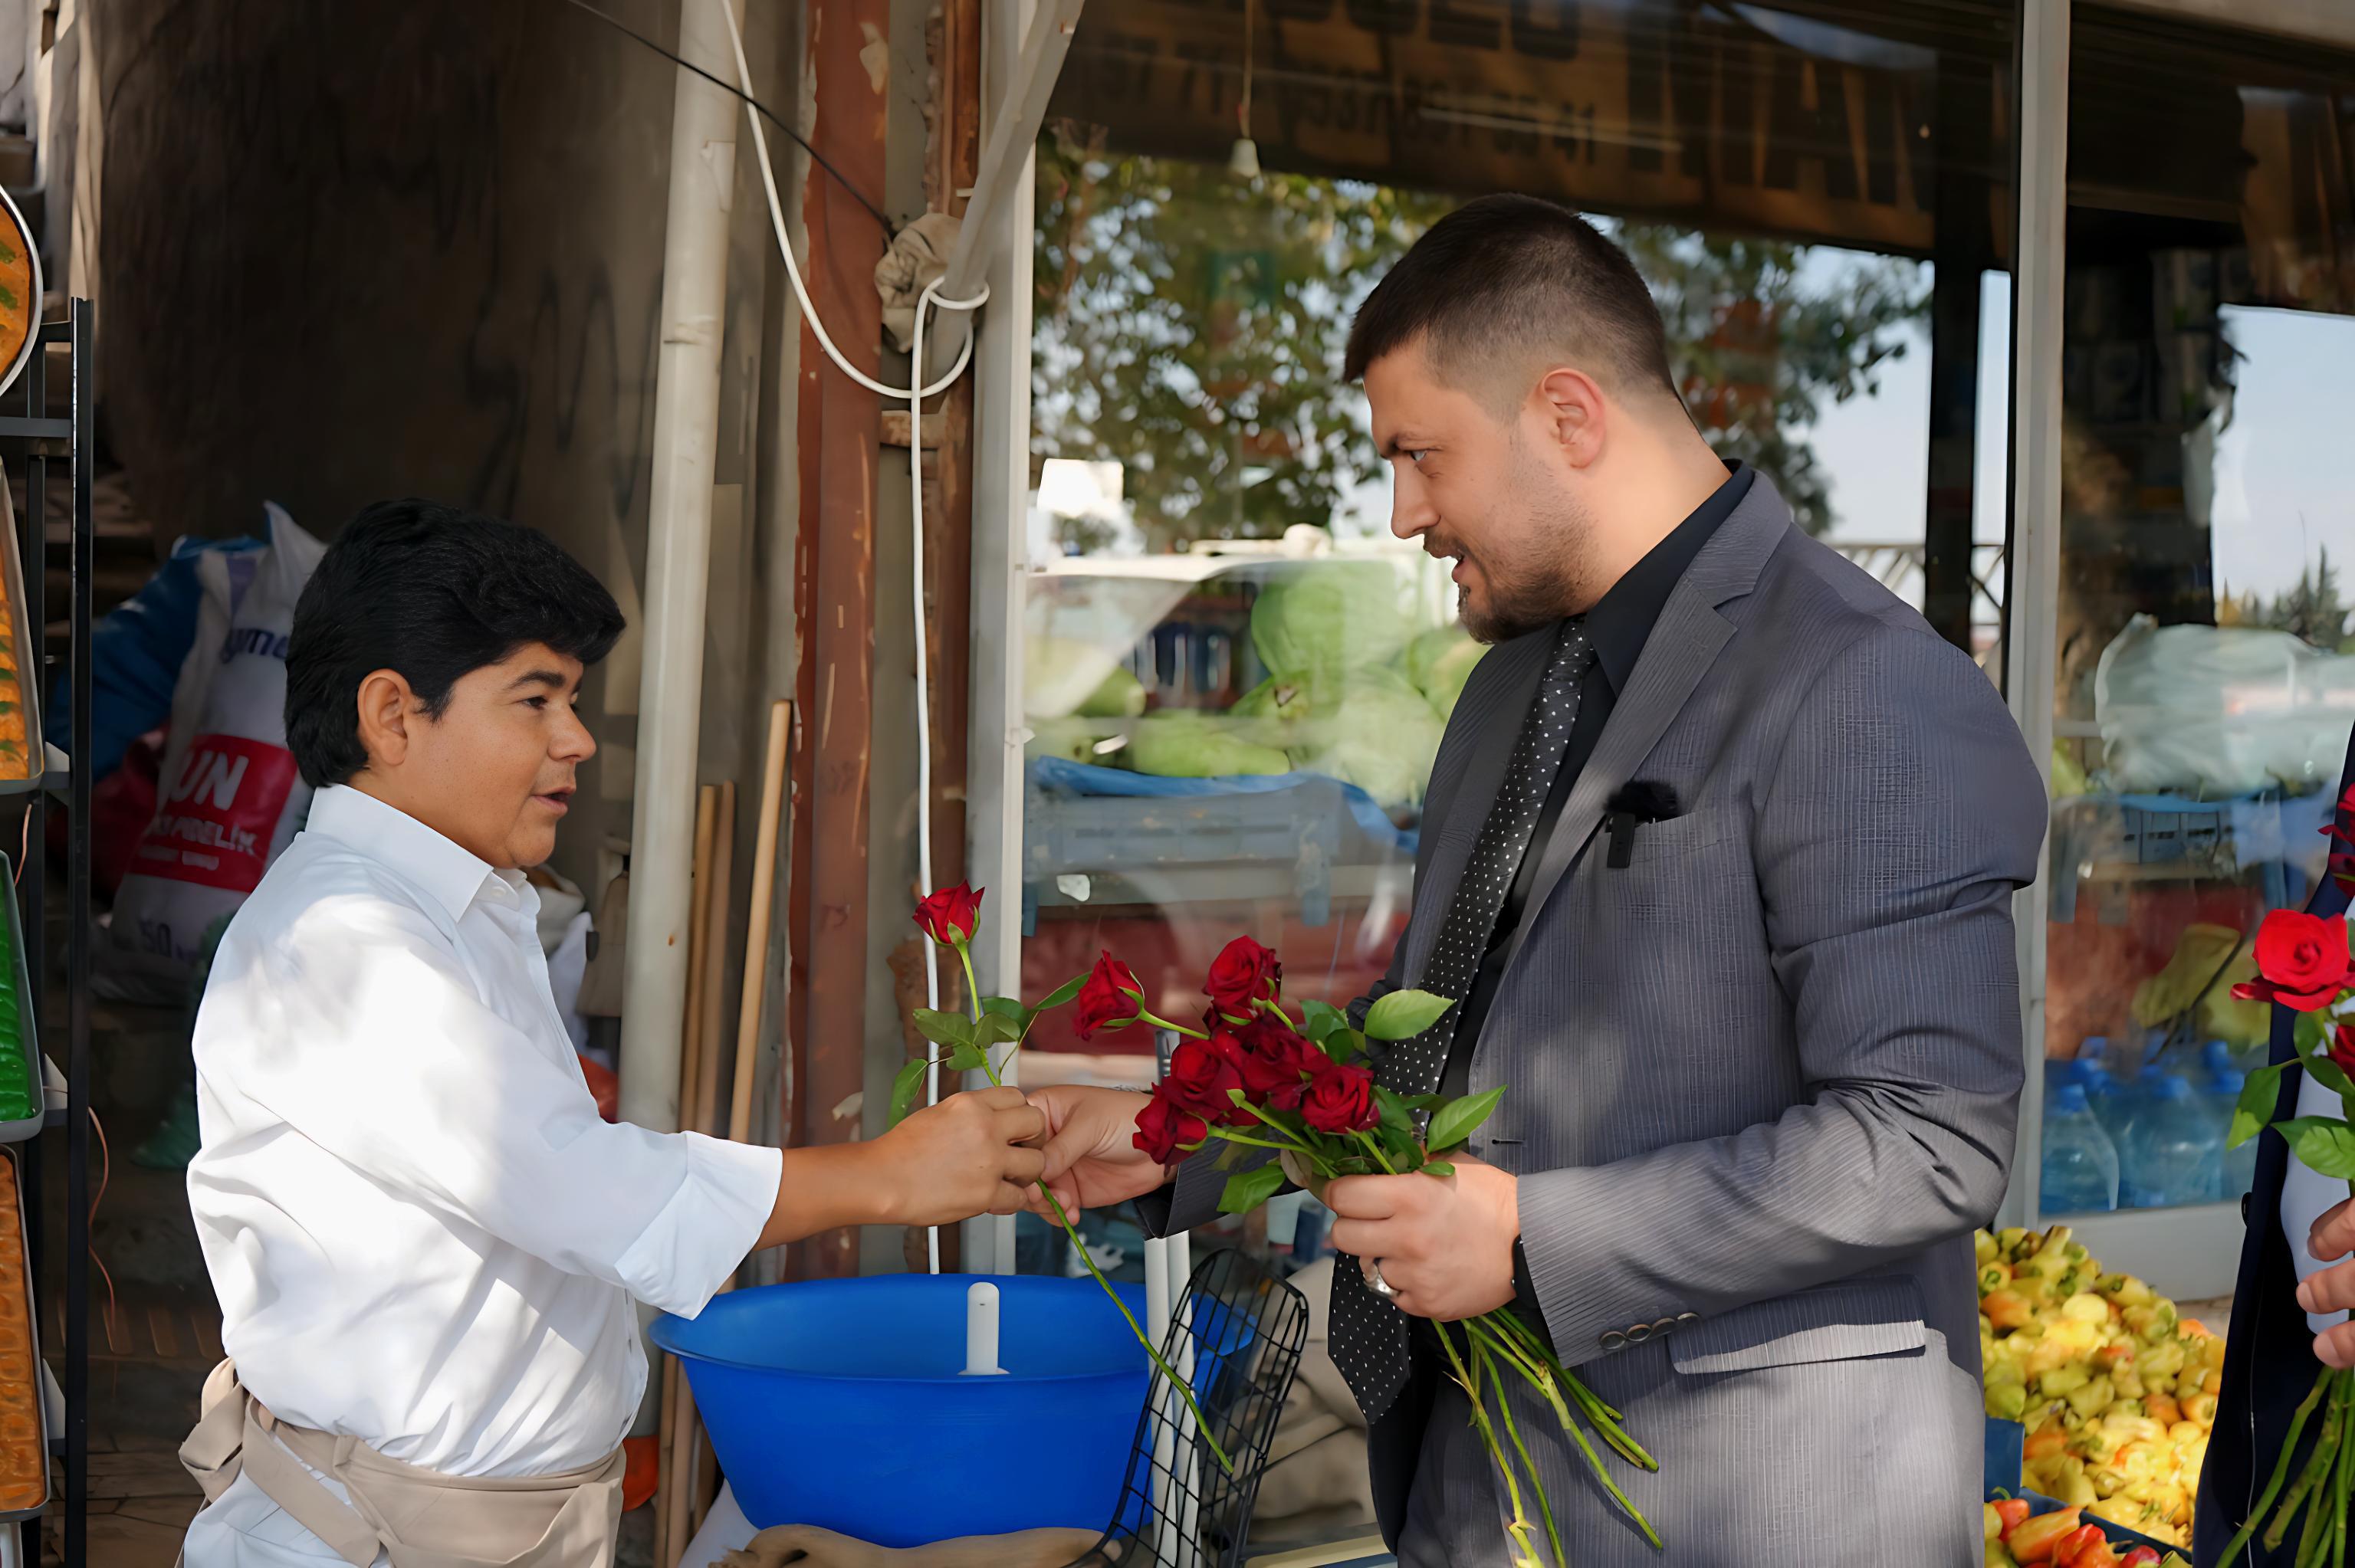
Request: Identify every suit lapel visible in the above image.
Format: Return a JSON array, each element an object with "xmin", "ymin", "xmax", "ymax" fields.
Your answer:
[{"xmin": 1494, "ymin": 478, "xmax": 1793, "ymax": 981}]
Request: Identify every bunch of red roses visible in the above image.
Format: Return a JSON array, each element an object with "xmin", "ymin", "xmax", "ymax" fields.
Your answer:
[
  {"xmin": 895, "ymin": 882, "xmax": 1231, "ymax": 1473},
  {"xmin": 1073, "ymin": 938, "xmax": 1381, "ymax": 1163},
  {"xmin": 2209, "ymin": 892, "xmax": 2355, "ymax": 1561},
  {"xmin": 1076, "ymin": 934, "xmax": 1660, "ymax": 1568}
]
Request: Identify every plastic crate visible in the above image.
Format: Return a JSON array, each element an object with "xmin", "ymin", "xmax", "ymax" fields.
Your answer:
[
  {"xmin": 1024, "ymin": 776, "xmax": 1346, "ymax": 929},
  {"xmin": 1985, "ymin": 1417, "xmax": 2179, "ymax": 1555}
]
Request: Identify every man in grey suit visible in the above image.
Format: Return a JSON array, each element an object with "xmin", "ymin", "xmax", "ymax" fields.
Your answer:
[{"xmin": 1028, "ymin": 195, "xmax": 2046, "ymax": 1563}]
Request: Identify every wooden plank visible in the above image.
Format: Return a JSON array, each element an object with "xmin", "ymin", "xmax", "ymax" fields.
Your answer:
[{"xmin": 788, "ymin": 0, "xmax": 892, "ymax": 1283}]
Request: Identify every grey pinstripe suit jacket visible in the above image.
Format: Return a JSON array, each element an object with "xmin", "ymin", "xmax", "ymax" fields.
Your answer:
[{"xmin": 1154, "ymin": 476, "xmax": 2046, "ymax": 1563}]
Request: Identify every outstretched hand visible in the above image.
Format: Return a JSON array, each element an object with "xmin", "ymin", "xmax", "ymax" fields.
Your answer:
[{"xmin": 1023, "ymin": 1084, "xmax": 1171, "ymax": 1219}]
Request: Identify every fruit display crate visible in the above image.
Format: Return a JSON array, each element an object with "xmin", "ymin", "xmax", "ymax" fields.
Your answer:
[
  {"xmin": 0, "ymin": 1148, "xmax": 42, "ymax": 1525},
  {"xmin": 0, "ymin": 854, "xmax": 37, "ymax": 1143},
  {"xmin": 1986, "ymin": 1418, "xmax": 2174, "ymax": 1555},
  {"xmin": 1023, "ymin": 772, "xmax": 1349, "ymax": 933}
]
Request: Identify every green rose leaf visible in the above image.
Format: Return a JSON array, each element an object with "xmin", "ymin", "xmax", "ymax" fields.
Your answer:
[
  {"xmin": 1423, "ymin": 1161, "xmax": 1456, "ymax": 1178},
  {"xmin": 2296, "ymin": 1011, "xmax": 2331, "ymax": 1060},
  {"xmin": 888, "ymin": 1057, "xmax": 929, "ymax": 1128},
  {"xmin": 974, "ymin": 1012, "xmax": 1025, "ymax": 1051},
  {"xmin": 982, "ymin": 996, "xmax": 1028, "ymax": 1025},
  {"xmin": 1300, "ymin": 999, "xmax": 1352, "ymax": 1045},
  {"xmin": 1427, "ymin": 1086, "xmax": 1506, "ymax": 1154},
  {"xmin": 1218, "ymin": 1162, "xmax": 1287, "ymax": 1215},
  {"xmin": 1321, "ymin": 1028, "xmax": 1368, "ymax": 1064},
  {"xmin": 1363, "ymin": 989, "xmax": 1455, "ymax": 1042},
  {"xmin": 2281, "ymin": 1116, "xmax": 2355, "ymax": 1179},
  {"xmin": 1374, "ymin": 1084, "xmax": 1415, "ymax": 1139},
  {"xmin": 913, "ymin": 1009, "xmax": 974, "ymax": 1050},
  {"xmin": 1035, "ymin": 971, "xmax": 1090, "ymax": 1012},
  {"xmin": 2230, "ymin": 1063, "xmax": 2288, "ymax": 1149},
  {"xmin": 945, "ymin": 1042, "xmax": 988, "ymax": 1074},
  {"xmin": 2304, "ymin": 1053, "xmax": 2355, "ymax": 1099}
]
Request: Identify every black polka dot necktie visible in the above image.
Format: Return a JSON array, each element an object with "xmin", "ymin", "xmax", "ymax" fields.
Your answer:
[{"xmin": 1329, "ymin": 621, "xmax": 1595, "ymax": 1425}]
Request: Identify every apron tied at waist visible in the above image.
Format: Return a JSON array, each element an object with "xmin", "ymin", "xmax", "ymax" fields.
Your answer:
[{"xmin": 181, "ymin": 1360, "xmax": 626, "ymax": 1568}]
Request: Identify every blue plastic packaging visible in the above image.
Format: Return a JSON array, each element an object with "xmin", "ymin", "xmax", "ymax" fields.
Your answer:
[
  {"xmin": 651, "ymin": 1274, "xmax": 1154, "ymax": 1545},
  {"xmin": 2207, "ymin": 1065, "xmax": 2258, "ymax": 1201},
  {"xmin": 2041, "ymin": 1083, "xmax": 2120, "ymax": 1214}
]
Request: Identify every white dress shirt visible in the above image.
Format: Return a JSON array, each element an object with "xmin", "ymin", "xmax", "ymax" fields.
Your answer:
[
  {"xmin": 2284, "ymin": 1065, "xmax": 2353, "ymax": 1337},
  {"xmin": 185, "ymin": 785, "xmax": 781, "ymax": 1491}
]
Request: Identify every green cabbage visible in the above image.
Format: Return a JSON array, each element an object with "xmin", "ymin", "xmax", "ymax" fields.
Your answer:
[
  {"xmin": 1025, "ymin": 635, "xmax": 1144, "ymax": 720},
  {"xmin": 1403, "ymin": 626, "xmax": 1486, "ymax": 719},
  {"xmin": 1250, "ymin": 563, "xmax": 1415, "ymax": 687},
  {"xmin": 1026, "ymin": 717, "xmax": 1128, "ymax": 766},
  {"xmin": 1231, "ymin": 668, "xmax": 1441, "ymax": 807},
  {"xmin": 1125, "ymin": 713, "xmax": 1292, "ymax": 779}
]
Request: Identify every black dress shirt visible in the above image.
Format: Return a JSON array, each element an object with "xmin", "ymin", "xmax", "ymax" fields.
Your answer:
[{"xmin": 1439, "ymin": 461, "xmax": 1752, "ymax": 1341}]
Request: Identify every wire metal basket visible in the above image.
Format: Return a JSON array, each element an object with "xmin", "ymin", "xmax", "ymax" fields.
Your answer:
[{"xmin": 1066, "ymin": 1248, "xmax": 1311, "ymax": 1568}]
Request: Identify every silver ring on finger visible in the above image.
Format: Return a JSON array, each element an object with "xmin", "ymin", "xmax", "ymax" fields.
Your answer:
[{"xmin": 1361, "ymin": 1255, "xmax": 1400, "ymax": 1301}]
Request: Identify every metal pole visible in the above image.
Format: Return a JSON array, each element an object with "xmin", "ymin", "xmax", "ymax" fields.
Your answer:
[
  {"xmin": 64, "ymin": 297, "xmax": 91, "ymax": 1568},
  {"xmin": 1999, "ymin": 0, "xmax": 2069, "ymax": 1229},
  {"xmin": 959, "ymin": 0, "xmax": 1042, "ymax": 1276},
  {"xmin": 618, "ymin": 0, "xmax": 742, "ymax": 1137}
]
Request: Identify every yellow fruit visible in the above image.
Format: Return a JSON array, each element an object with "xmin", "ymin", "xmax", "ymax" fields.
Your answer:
[{"xmin": 2062, "ymin": 1292, "xmax": 2110, "ymax": 1324}]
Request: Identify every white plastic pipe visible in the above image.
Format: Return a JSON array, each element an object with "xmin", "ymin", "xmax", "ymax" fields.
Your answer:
[
  {"xmin": 619, "ymin": 0, "xmax": 741, "ymax": 1136},
  {"xmin": 1144, "ymin": 1236, "xmax": 1179, "ymax": 1566},
  {"xmin": 962, "ymin": 1281, "xmax": 1005, "ymax": 1376}
]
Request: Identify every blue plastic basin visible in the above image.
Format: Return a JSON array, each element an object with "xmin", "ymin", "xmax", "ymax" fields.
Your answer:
[{"xmin": 649, "ymin": 1274, "xmax": 1151, "ymax": 1546}]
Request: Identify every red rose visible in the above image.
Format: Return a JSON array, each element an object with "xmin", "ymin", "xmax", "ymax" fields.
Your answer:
[
  {"xmin": 1133, "ymin": 1089, "xmax": 1207, "ymax": 1165},
  {"xmin": 2333, "ymin": 1025, "xmax": 2355, "ymax": 1082},
  {"xmin": 1072, "ymin": 951, "xmax": 1145, "ymax": 1039},
  {"xmin": 913, "ymin": 882, "xmax": 984, "ymax": 947},
  {"xmin": 1233, "ymin": 1016, "xmax": 1319, "ymax": 1111},
  {"xmin": 1204, "ymin": 937, "xmax": 1282, "ymax": 1020},
  {"xmin": 1163, "ymin": 1036, "xmax": 1247, "ymax": 1124},
  {"xmin": 1299, "ymin": 1060, "xmax": 1378, "ymax": 1134},
  {"xmin": 2230, "ymin": 910, "xmax": 2353, "ymax": 1012}
]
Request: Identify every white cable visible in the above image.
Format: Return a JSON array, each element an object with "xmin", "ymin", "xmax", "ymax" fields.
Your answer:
[
  {"xmin": 714, "ymin": 0, "xmax": 987, "ymax": 400},
  {"xmin": 912, "ymin": 277, "xmax": 947, "ymax": 1278},
  {"xmin": 714, "ymin": 0, "xmax": 987, "ymax": 1276}
]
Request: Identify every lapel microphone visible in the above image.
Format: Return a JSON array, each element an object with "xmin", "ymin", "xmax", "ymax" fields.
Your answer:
[{"xmin": 1604, "ymin": 782, "xmax": 1680, "ymax": 869}]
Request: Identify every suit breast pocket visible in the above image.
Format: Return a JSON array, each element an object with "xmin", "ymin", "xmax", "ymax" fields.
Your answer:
[
  {"xmin": 1615, "ymin": 805, "xmax": 1740, "ymax": 866},
  {"xmin": 1670, "ymin": 1276, "xmax": 1929, "ymax": 1376}
]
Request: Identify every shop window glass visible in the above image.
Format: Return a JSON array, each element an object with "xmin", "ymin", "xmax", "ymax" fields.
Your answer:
[
  {"xmin": 2041, "ymin": 14, "xmax": 2355, "ymax": 1222},
  {"xmin": 1017, "ymin": 0, "xmax": 2012, "ymax": 1283}
]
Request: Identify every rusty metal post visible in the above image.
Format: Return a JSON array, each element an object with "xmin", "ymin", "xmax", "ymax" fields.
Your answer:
[{"xmin": 787, "ymin": 0, "xmax": 891, "ymax": 1281}]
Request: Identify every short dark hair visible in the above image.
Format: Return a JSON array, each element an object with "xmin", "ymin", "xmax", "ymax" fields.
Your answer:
[
  {"xmin": 285, "ymin": 499, "xmax": 626, "ymax": 788},
  {"xmin": 1344, "ymin": 194, "xmax": 1678, "ymax": 408}
]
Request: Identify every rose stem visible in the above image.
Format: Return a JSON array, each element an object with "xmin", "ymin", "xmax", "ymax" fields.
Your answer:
[
  {"xmin": 957, "ymin": 974, "xmax": 1235, "ymax": 1475},
  {"xmin": 2271, "ymin": 1373, "xmax": 2347, "ymax": 1550},
  {"xmin": 1488, "ymin": 1347, "xmax": 1568, "ymax": 1568},
  {"xmin": 1036, "ymin": 1180, "xmax": 1233, "ymax": 1475},
  {"xmin": 2216, "ymin": 1369, "xmax": 2324, "ymax": 1568},
  {"xmin": 1435, "ymin": 1323, "xmax": 1544, "ymax": 1568}
]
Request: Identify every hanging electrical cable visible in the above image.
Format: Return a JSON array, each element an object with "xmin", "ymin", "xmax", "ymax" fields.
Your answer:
[{"xmin": 711, "ymin": 0, "xmax": 988, "ymax": 1276}]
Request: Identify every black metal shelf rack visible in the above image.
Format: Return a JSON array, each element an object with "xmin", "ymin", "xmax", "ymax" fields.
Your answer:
[{"xmin": 0, "ymin": 300, "xmax": 96, "ymax": 1568}]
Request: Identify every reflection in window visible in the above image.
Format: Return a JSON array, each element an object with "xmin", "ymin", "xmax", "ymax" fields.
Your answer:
[
  {"xmin": 1012, "ymin": 0, "xmax": 2012, "ymax": 1284},
  {"xmin": 2043, "ymin": 18, "xmax": 2355, "ymax": 1219}
]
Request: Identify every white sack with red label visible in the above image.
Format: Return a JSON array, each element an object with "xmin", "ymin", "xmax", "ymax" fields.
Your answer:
[{"xmin": 110, "ymin": 503, "xmax": 326, "ymax": 973}]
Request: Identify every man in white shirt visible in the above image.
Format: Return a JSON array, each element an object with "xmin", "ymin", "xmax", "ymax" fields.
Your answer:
[{"xmin": 179, "ymin": 500, "xmax": 1044, "ymax": 1568}]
